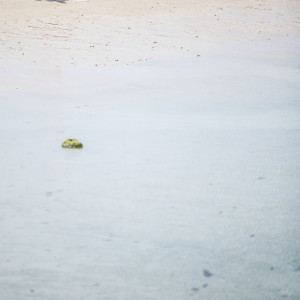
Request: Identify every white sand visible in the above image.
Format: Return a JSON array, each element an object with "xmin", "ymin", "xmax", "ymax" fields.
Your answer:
[{"xmin": 0, "ymin": 0, "xmax": 300, "ymax": 299}]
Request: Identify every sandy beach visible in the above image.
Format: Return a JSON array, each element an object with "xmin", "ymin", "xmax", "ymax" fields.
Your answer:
[{"xmin": 0, "ymin": 0, "xmax": 300, "ymax": 299}]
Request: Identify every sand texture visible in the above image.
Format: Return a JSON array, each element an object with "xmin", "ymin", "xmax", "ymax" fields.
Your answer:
[{"xmin": 0, "ymin": 0, "xmax": 300, "ymax": 299}]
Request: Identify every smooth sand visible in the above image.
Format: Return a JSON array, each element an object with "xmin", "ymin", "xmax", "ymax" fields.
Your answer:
[{"xmin": 0, "ymin": 0, "xmax": 300, "ymax": 299}]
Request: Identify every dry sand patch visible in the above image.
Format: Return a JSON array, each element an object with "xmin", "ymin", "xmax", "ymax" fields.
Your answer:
[{"xmin": 0, "ymin": 0, "xmax": 299, "ymax": 74}]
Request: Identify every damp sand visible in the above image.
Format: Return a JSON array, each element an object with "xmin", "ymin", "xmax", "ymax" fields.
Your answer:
[{"xmin": 0, "ymin": 0, "xmax": 300, "ymax": 299}]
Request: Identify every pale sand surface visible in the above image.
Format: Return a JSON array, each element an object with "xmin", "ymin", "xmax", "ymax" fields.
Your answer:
[
  {"xmin": 1, "ymin": 0, "xmax": 299, "ymax": 76},
  {"xmin": 0, "ymin": 0, "xmax": 300, "ymax": 299}
]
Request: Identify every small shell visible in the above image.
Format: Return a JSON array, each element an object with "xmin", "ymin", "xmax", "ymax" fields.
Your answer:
[{"xmin": 62, "ymin": 139, "xmax": 83, "ymax": 148}]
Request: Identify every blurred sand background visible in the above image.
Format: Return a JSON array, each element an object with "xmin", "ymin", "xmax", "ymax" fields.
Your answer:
[{"xmin": 0, "ymin": 1, "xmax": 300, "ymax": 299}]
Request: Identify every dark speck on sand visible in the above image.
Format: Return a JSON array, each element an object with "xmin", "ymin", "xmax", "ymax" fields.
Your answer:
[{"xmin": 203, "ymin": 269, "xmax": 213, "ymax": 277}]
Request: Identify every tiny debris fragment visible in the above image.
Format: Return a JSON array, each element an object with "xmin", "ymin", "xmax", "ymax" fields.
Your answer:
[
  {"xmin": 62, "ymin": 139, "xmax": 83, "ymax": 149},
  {"xmin": 203, "ymin": 269, "xmax": 213, "ymax": 277}
]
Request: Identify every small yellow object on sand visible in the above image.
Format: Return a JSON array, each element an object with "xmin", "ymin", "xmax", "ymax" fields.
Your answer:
[{"xmin": 62, "ymin": 139, "xmax": 83, "ymax": 148}]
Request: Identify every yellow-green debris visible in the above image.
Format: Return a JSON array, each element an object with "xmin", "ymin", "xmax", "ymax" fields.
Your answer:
[{"xmin": 62, "ymin": 139, "xmax": 83, "ymax": 148}]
